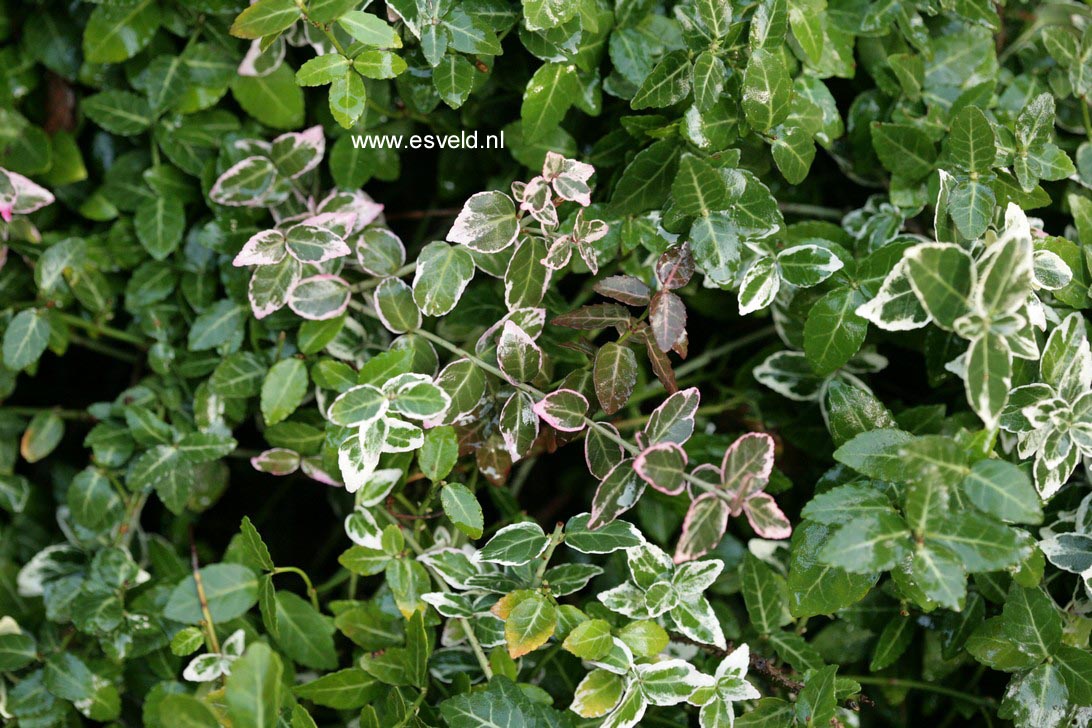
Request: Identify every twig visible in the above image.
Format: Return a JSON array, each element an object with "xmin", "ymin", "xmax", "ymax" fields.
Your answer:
[{"xmin": 189, "ymin": 526, "xmax": 220, "ymax": 654}]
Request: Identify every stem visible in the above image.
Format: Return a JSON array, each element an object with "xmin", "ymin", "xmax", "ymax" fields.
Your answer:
[
  {"xmin": 352, "ymin": 263, "xmax": 417, "ymax": 292},
  {"xmin": 533, "ymin": 523, "xmax": 564, "ymax": 587},
  {"xmin": 846, "ymin": 676, "xmax": 995, "ymax": 708},
  {"xmin": 69, "ymin": 334, "xmax": 141, "ymax": 364},
  {"xmin": 53, "ymin": 311, "xmax": 148, "ymax": 349},
  {"xmin": 375, "ymin": 507, "xmax": 493, "ymax": 680},
  {"xmin": 189, "ymin": 527, "xmax": 221, "ymax": 654},
  {"xmin": 0, "ymin": 406, "xmax": 94, "ymax": 421},
  {"xmin": 350, "ymin": 301, "xmax": 733, "ymax": 496},
  {"xmin": 271, "ymin": 567, "xmax": 320, "ymax": 611},
  {"xmin": 777, "ymin": 202, "xmax": 845, "ymax": 220}
]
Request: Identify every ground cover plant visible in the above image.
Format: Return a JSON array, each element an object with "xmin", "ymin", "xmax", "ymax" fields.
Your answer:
[{"xmin": 2, "ymin": 0, "xmax": 1092, "ymax": 725}]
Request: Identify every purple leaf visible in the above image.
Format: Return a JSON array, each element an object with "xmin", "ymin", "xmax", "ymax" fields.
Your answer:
[
  {"xmin": 532, "ymin": 389, "xmax": 589, "ymax": 432},
  {"xmin": 594, "ymin": 275, "xmax": 651, "ymax": 306},
  {"xmin": 649, "ymin": 289, "xmax": 687, "ymax": 352},
  {"xmin": 633, "ymin": 441, "xmax": 688, "ymax": 495}
]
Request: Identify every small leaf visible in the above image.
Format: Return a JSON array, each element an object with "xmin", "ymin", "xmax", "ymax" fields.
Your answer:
[{"xmin": 441, "ymin": 483, "xmax": 484, "ymax": 539}]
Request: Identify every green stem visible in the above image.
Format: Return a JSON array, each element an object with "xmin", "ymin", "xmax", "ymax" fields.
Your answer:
[
  {"xmin": 533, "ymin": 524, "xmax": 564, "ymax": 587},
  {"xmin": 0, "ymin": 406, "xmax": 95, "ymax": 421},
  {"xmin": 1082, "ymin": 97, "xmax": 1092, "ymax": 144},
  {"xmin": 846, "ymin": 676, "xmax": 996, "ymax": 708},
  {"xmin": 375, "ymin": 507, "xmax": 494, "ymax": 680},
  {"xmin": 53, "ymin": 311, "xmax": 147, "ymax": 349},
  {"xmin": 777, "ymin": 202, "xmax": 845, "ymax": 220},
  {"xmin": 69, "ymin": 334, "xmax": 141, "ymax": 364},
  {"xmin": 271, "ymin": 567, "xmax": 320, "ymax": 611}
]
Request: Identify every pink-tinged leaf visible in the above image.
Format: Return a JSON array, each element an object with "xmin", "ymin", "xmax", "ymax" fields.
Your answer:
[
  {"xmin": 589, "ymin": 458, "xmax": 644, "ymax": 528},
  {"xmin": 303, "ymin": 210, "xmax": 357, "ymax": 238},
  {"xmin": 250, "ymin": 448, "xmax": 301, "ymax": 475},
  {"xmin": 7, "ymin": 171, "xmax": 54, "ymax": 215},
  {"xmin": 300, "ymin": 455, "xmax": 340, "ymax": 486},
  {"xmin": 574, "ymin": 238, "xmax": 599, "ymax": 275},
  {"xmin": 447, "ymin": 190, "xmax": 519, "ymax": 253},
  {"xmin": 595, "ymin": 275, "xmax": 651, "ymax": 306},
  {"xmin": 533, "ymin": 389, "xmax": 589, "ymax": 432},
  {"xmin": 0, "ymin": 205, "xmax": 11, "ymax": 222},
  {"xmin": 687, "ymin": 464, "xmax": 723, "ymax": 499},
  {"xmin": 287, "ymin": 274, "xmax": 351, "ymax": 320},
  {"xmin": 585, "ymin": 423, "xmax": 625, "ymax": 480},
  {"xmin": 542, "ymin": 238, "xmax": 571, "ymax": 270},
  {"xmin": 639, "ymin": 324, "xmax": 679, "ymax": 394},
  {"xmin": 644, "ymin": 386, "xmax": 700, "ymax": 445},
  {"xmin": 552, "ymin": 303, "xmax": 632, "ymax": 330},
  {"xmin": 594, "ymin": 342, "xmax": 638, "ymax": 415},
  {"xmin": 675, "ymin": 492, "xmax": 731, "ymax": 563},
  {"xmin": 271, "ymin": 125, "xmax": 325, "ymax": 178},
  {"xmin": 743, "ymin": 492, "xmax": 792, "ymax": 539},
  {"xmin": 496, "ymin": 320, "xmax": 543, "ymax": 384},
  {"xmin": 285, "ymin": 224, "xmax": 351, "ymax": 263},
  {"xmin": 572, "ymin": 210, "xmax": 608, "ymax": 245},
  {"xmin": 543, "ymin": 152, "xmax": 594, "ymax": 206},
  {"xmin": 649, "ymin": 289, "xmax": 687, "ymax": 352},
  {"xmin": 633, "ymin": 442, "xmax": 688, "ymax": 495},
  {"xmin": 720, "ymin": 432, "xmax": 775, "ymax": 492},
  {"xmin": 656, "ymin": 243, "xmax": 695, "ymax": 290},
  {"xmin": 209, "ymin": 156, "xmax": 278, "ymax": 207},
  {"xmin": 475, "ymin": 308, "xmax": 546, "ymax": 355},
  {"xmin": 518, "ymin": 175, "xmax": 558, "ymax": 226},
  {"xmin": 234, "ymin": 230, "xmax": 287, "ymax": 266},
  {"xmin": 318, "ymin": 189, "xmax": 384, "ymax": 230},
  {"xmin": 499, "ymin": 391, "xmax": 540, "ymax": 462}
]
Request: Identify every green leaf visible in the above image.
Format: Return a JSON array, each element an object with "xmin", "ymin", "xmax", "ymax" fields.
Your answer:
[
  {"xmin": 771, "ymin": 125, "xmax": 816, "ymax": 184},
  {"xmin": 337, "ymin": 11, "xmax": 401, "ymax": 48},
  {"xmin": 157, "ymin": 695, "xmax": 220, "ymax": 728},
  {"xmin": 273, "ymin": 592, "xmax": 337, "ymax": 669},
  {"xmin": 433, "ymin": 54, "xmax": 476, "ymax": 108},
  {"xmin": 83, "ymin": 0, "xmax": 159, "ymax": 64},
  {"xmin": 240, "ymin": 516, "xmax": 275, "ymax": 570},
  {"xmin": 870, "ymin": 616, "xmax": 914, "ymax": 671},
  {"xmin": 743, "ymin": 49, "xmax": 792, "ymax": 131},
  {"xmin": 562, "ymin": 619, "xmax": 613, "ymax": 659},
  {"xmin": 230, "ymin": 0, "xmax": 301, "ymax": 39},
  {"xmin": 965, "ymin": 330, "xmax": 1011, "ymax": 429},
  {"xmin": 1053, "ymin": 646, "xmax": 1092, "ymax": 706},
  {"xmin": 329, "ymin": 67, "xmax": 367, "ymax": 128},
  {"xmin": 261, "ymin": 359, "xmax": 308, "ymax": 426},
  {"xmin": 412, "ymin": 241, "xmax": 475, "ymax": 316},
  {"xmin": 296, "ymin": 54, "xmax": 351, "ymax": 86},
  {"xmin": 610, "ymin": 140, "xmax": 680, "ymax": 216},
  {"xmin": 479, "ymin": 522, "xmax": 549, "ymax": 565},
  {"xmin": 521, "ymin": 63, "xmax": 579, "ymax": 141},
  {"xmin": 908, "ymin": 543, "xmax": 966, "ymax": 610},
  {"xmin": 672, "ymin": 153, "xmax": 728, "ymax": 216},
  {"xmin": 998, "ymin": 663, "xmax": 1069, "ymax": 727},
  {"xmin": 165, "ymin": 564, "xmax": 260, "ymax": 623},
  {"xmin": 504, "ymin": 592, "xmax": 557, "ymax": 658},
  {"xmin": 232, "ymin": 64, "xmax": 305, "ymax": 130},
  {"xmin": 226, "ymin": 644, "xmax": 284, "ymax": 728},
  {"xmin": 441, "ymin": 483, "xmax": 484, "ymax": 539},
  {"xmin": 419, "ymin": 425, "xmax": 458, "ymax": 481},
  {"xmin": 948, "ymin": 179, "xmax": 996, "ymax": 239},
  {"xmin": 135, "ymin": 196, "xmax": 185, "ymax": 260},
  {"xmin": 740, "ymin": 554, "xmax": 791, "ymax": 634},
  {"xmin": 44, "ymin": 653, "xmax": 121, "ymax": 721},
  {"xmin": 188, "ymin": 300, "xmax": 246, "ymax": 351},
  {"xmin": 820, "ymin": 511, "xmax": 911, "ymax": 573},
  {"xmin": 946, "ymin": 106, "xmax": 997, "ymax": 174},
  {"xmin": 870, "ymin": 122, "xmax": 937, "ymax": 181},
  {"xmin": 21, "ymin": 412, "xmax": 64, "ymax": 464},
  {"xmin": 692, "ymin": 51, "xmax": 726, "ymax": 112},
  {"xmin": 961, "ymin": 459, "xmax": 1042, "ymax": 524},
  {"xmin": 0, "ymin": 632, "xmax": 37, "ymax": 671},
  {"xmin": 82, "ymin": 91, "xmax": 154, "ymax": 136},
  {"xmin": 904, "ymin": 243, "xmax": 973, "ymax": 329},
  {"xmin": 3, "ymin": 309, "xmax": 50, "ymax": 371},
  {"xmin": 522, "ymin": 0, "xmax": 578, "ymax": 31},
  {"xmin": 294, "ymin": 668, "xmax": 380, "ymax": 709},
  {"xmin": 803, "ymin": 286, "xmax": 868, "ymax": 376},
  {"xmin": 632, "ymin": 51, "xmax": 691, "ymax": 110},
  {"xmin": 1002, "ymin": 585, "xmax": 1063, "ymax": 661},
  {"xmin": 822, "ymin": 380, "xmax": 897, "ymax": 446}
]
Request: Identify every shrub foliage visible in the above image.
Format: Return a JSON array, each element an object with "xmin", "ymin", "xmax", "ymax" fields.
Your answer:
[{"xmin": 1, "ymin": 0, "xmax": 1092, "ymax": 726}]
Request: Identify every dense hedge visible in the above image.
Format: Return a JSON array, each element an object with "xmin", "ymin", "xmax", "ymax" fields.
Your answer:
[{"xmin": 1, "ymin": 0, "xmax": 1092, "ymax": 726}]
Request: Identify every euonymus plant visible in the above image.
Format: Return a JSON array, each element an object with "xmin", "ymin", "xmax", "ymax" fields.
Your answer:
[{"xmin": 2, "ymin": 0, "xmax": 1092, "ymax": 726}]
